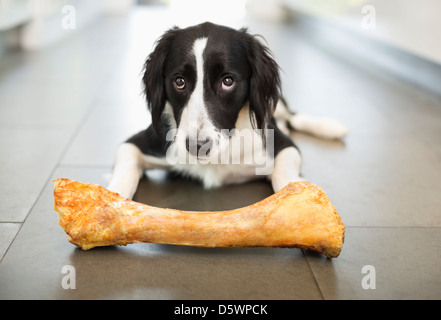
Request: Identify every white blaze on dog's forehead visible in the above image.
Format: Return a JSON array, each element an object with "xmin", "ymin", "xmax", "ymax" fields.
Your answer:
[
  {"xmin": 174, "ymin": 37, "xmax": 223, "ymax": 162},
  {"xmin": 187, "ymin": 37, "xmax": 208, "ymax": 137}
]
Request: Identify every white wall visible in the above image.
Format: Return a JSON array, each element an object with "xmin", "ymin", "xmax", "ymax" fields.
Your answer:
[{"xmin": 283, "ymin": 0, "xmax": 441, "ymax": 64}]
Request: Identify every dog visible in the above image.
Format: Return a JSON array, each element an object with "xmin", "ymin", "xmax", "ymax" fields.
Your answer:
[{"xmin": 108, "ymin": 22, "xmax": 347, "ymax": 200}]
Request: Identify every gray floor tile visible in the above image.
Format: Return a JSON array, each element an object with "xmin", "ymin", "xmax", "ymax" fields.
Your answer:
[
  {"xmin": 0, "ymin": 81, "xmax": 94, "ymax": 126},
  {"xmin": 307, "ymin": 227, "xmax": 441, "ymax": 299},
  {"xmin": 0, "ymin": 125, "xmax": 73, "ymax": 222},
  {"xmin": 0, "ymin": 223, "xmax": 21, "ymax": 262},
  {"xmin": 59, "ymin": 45, "xmax": 151, "ymax": 166},
  {"xmin": 134, "ymin": 171, "xmax": 274, "ymax": 211},
  {"xmin": 295, "ymin": 131, "xmax": 441, "ymax": 227},
  {"xmin": 60, "ymin": 98, "xmax": 149, "ymax": 166}
]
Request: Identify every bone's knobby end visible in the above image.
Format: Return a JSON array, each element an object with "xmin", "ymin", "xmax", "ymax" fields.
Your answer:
[{"xmin": 53, "ymin": 177, "xmax": 66, "ymax": 190}]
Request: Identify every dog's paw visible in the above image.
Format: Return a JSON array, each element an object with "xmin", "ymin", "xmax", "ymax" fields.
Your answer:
[
  {"xmin": 289, "ymin": 114, "xmax": 348, "ymax": 140},
  {"xmin": 313, "ymin": 117, "xmax": 348, "ymax": 140}
]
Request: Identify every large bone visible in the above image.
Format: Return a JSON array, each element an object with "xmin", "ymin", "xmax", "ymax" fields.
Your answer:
[{"xmin": 53, "ymin": 178, "xmax": 345, "ymax": 258}]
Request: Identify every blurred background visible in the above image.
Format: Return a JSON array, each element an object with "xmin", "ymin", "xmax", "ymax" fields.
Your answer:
[
  {"xmin": 2, "ymin": 0, "xmax": 441, "ymax": 98},
  {"xmin": 2, "ymin": 0, "xmax": 441, "ymax": 60},
  {"xmin": 2, "ymin": 0, "xmax": 441, "ymax": 76}
]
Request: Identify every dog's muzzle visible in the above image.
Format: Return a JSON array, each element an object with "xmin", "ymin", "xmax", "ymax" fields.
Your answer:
[{"xmin": 186, "ymin": 137, "xmax": 213, "ymax": 157}]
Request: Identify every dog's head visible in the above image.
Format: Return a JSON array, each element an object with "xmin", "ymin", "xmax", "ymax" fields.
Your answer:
[{"xmin": 142, "ymin": 22, "xmax": 280, "ymax": 160}]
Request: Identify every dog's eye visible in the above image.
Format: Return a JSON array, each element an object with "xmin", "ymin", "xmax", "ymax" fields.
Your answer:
[
  {"xmin": 174, "ymin": 77, "xmax": 186, "ymax": 90},
  {"xmin": 222, "ymin": 77, "xmax": 234, "ymax": 90}
]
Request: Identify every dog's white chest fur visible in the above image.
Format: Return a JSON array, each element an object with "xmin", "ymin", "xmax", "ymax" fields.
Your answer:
[{"xmin": 171, "ymin": 161, "xmax": 263, "ymax": 188}]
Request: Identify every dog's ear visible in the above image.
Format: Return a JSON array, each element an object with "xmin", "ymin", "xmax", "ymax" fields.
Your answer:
[
  {"xmin": 142, "ymin": 27, "xmax": 179, "ymax": 133},
  {"xmin": 243, "ymin": 30, "xmax": 281, "ymax": 132}
]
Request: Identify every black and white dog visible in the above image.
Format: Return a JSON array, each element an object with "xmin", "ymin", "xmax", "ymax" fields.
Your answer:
[{"xmin": 108, "ymin": 22, "xmax": 347, "ymax": 200}]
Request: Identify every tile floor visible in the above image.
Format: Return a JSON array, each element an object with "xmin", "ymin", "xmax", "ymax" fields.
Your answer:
[{"xmin": 1, "ymin": 7, "xmax": 440, "ymax": 300}]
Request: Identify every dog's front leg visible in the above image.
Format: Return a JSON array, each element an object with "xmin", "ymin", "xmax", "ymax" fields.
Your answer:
[
  {"xmin": 108, "ymin": 143, "xmax": 145, "ymax": 200},
  {"xmin": 270, "ymin": 146, "xmax": 304, "ymax": 193}
]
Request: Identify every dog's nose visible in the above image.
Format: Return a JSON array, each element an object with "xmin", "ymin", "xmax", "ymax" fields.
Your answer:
[{"xmin": 186, "ymin": 137, "xmax": 212, "ymax": 157}]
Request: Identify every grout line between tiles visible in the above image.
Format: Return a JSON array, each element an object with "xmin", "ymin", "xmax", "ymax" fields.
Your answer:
[
  {"xmin": 302, "ymin": 250, "xmax": 325, "ymax": 300},
  {"xmin": 0, "ymin": 37, "xmax": 128, "ymax": 266},
  {"xmin": 0, "ymin": 111, "xmax": 94, "ymax": 264},
  {"xmin": 0, "ymin": 67, "xmax": 117, "ymax": 266}
]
